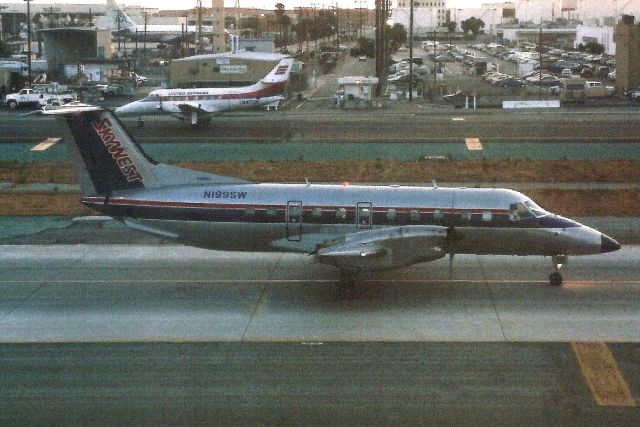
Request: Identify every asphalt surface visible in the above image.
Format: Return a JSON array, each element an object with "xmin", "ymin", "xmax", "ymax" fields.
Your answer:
[
  {"xmin": 1, "ymin": 243, "xmax": 639, "ymax": 424},
  {"xmin": 0, "ymin": 342, "xmax": 638, "ymax": 425},
  {"xmin": 2, "ymin": 53, "xmax": 639, "ymax": 423},
  {"xmin": 1, "ymin": 243, "xmax": 639, "ymax": 342},
  {"xmin": 2, "ymin": 106, "xmax": 640, "ymax": 145}
]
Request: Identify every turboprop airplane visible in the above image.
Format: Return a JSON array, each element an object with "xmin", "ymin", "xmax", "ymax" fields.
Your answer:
[
  {"xmin": 115, "ymin": 56, "xmax": 293, "ymax": 127},
  {"xmin": 36, "ymin": 105, "xmax": 620, "ymax": 287}
]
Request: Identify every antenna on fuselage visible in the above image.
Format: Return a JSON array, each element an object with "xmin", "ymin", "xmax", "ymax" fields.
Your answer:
[
  {"xmin": 305, "ymin": 177, "xmax": 311, "ymax": 187},
  {"xmin": 432, "ymin": 180, "xmax": 438, "ymax": 189}
]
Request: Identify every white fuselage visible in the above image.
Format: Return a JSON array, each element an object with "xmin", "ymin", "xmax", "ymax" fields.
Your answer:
[{"xmin": 82, "ymin": 183, "xmax": 610, "ymax": 262}]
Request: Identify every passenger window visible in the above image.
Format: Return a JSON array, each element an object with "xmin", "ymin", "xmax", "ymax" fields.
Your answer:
[
  {"xmin": 335, "ymin": 207, "xmax": 347, "ymax": 220},
  {"xmin": 482, "ymin": 211, "xmax": 492, "ymax": 222},
  {"xmin": 312, "ymin": 207, "xmax": 322, "ymax": 218},
  {"xmin": 386, "ymin": 209, "xmax": 397, "ymax": 221},
  {"xmin": 244, "ymin": 208, "xmax": 255, "ymax": 217},
  {"xmin": 266, "ymin": 208, "xmax": 278, "ymax": 217},
  {"xmin": 410, "ymin": 209, "xmax": 420, "ymax": 221},
  {"xmin": 433, "ymin": 209, "xmax": 444, "ymax": 220},
  {"xmin": 460, "ymin": 211, "xmax": 471, "ymax": 221}
]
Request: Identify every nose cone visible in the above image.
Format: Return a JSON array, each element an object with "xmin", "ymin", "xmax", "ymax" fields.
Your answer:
[
  {"xmin": 115, "ymin": 101, "xmax": 140, "ymax": 116},
  {"xmin": 601, "ymin": 234, "xmax": 621, "ymax": 253}
]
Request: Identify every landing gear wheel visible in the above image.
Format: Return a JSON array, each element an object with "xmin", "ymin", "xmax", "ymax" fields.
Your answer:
[
  {"xmin": 336, "ymin": 271, "xmax": 357, "ymax": 300},
  {"xmin": 549, "ymin": 271, "xmax": 563, "ymax": 287}
]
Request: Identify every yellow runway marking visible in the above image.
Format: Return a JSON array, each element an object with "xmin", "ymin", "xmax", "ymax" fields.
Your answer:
[
  {"xmin": 31, "ymin": 137, "xmax": 61, "ymax": 151},
  {"xmin": 572, "ymin": 342, "xmax": 636, "ymax": 407},
  {"xmin": 465, "ymin": 137, "xmax": 483, "ymax": 151}
]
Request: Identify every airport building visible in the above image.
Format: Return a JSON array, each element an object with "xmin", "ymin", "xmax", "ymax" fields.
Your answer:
[
  {"xmin": 614, "ymin": 14, "xmax": 640, "ymax": 92},
  {"xmin": 391, "ymin": 0, "xmax": 448, "ymax": 34}
]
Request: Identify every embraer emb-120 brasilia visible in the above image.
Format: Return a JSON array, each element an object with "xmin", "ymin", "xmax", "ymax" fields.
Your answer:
[
  {"xmin": 38, "ymin": 105, "xmax": 620, "ymax": 287},
  {"xmin": 115, "ymin": 57, "xmax": 294, "ymax": 127}
]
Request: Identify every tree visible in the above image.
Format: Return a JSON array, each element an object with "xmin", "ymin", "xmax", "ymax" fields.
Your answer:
[
  {"xmin": 461, "ymin": 17, "xmax": 485, "ymax": 37},
  {"xmin": 445, "ymin": 21, "xmax": 457, "ymax": 33},
  {"xmin": 274, "ymin": 3, "xmax": 292, "ymax": 48},
  {"xmin": 224, "ymin": 16, "xmax": 236, "ymax": 30},
  {"xmin": 584, "ymin": 41, "xmax": 604, "ymax": 55},
  {"xmin": 386, "ymin": 23, "xmax": 407, "ymax": 52},
  {"xmin": 0, "ymin": 39, "xmax": 12, "ymax": 58}
]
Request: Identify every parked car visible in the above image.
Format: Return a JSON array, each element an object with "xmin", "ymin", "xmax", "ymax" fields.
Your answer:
[
  {"xmin": 526, "ymin": 74, "xmax": 560, "ymax": 86},
  {"xmin": 501, "ymin": 77, "xmax": 525, "ymax": 88},
  {"xmin": 561, "ymin": 68, "xmax": 572, "ymax": 78},
  {"xmin": 626, "ymin": 88, "xmax": 640, "ymax": 100}
]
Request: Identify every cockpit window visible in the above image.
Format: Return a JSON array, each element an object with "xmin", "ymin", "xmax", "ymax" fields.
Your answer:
[
  {"xmin": 523, "ymin": 200, "xmax": 548, "ymax": 218},
  {"xmin": 509, "ymin": 203, "xmax": 531, "ymax": 221},
  {"xmin": 510, "ymin": 200, "xmax": 549, "ymax": 221}
]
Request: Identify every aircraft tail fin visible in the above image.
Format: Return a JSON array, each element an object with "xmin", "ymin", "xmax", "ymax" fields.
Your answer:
[
  {"xmin": 37, "ymin": 104, "xmax": 249, "ymax": 196},
  {"xmin": 40, "ymin": 105, "xmax": 158, "ymax": 196},
  {"xmin": 106, "ymin": 0, "xmax": 137, "ymax": 31},
  {"xmin": 261, "ymin": 57, "xmax": 295, "ymax": 85}
]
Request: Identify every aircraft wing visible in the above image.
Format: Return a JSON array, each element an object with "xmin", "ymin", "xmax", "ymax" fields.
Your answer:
[
  {"xmin": 313, "ymin": 225, "xmax": 449, "ymax": 272},
  {"xmin": 175, "ymin": 102, "xmax": 218, "ymax": 115}
]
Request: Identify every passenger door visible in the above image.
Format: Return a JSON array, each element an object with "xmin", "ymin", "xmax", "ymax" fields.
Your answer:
[{"xmin": 356, "ymin": 202, "xmax": 372, "ymax": 229}]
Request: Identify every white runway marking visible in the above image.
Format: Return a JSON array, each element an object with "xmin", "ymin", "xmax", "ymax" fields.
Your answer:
[
  {"xmin": 31, "ymin": 137, "xmax": 61, "ymax": 151},
  {"xmin": 465, "ymin": 137, "xmax": 483, "ymax": 150}
]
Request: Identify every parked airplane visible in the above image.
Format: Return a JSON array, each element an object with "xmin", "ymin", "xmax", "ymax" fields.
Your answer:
[
  {"xmin": 36, "ymin": 105, "xmax": 620, "ymax": 287},
  {"xmin": 104, "ymin": 0, "xmax": 217, "ymax": 43},
  {"xmin": 115, "ymin": 57, "xmax": 294, "ymax": 127}
]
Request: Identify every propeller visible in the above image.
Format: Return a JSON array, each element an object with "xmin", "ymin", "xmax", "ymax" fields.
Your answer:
[{"xmin": 446, "ymin": 225, "xmax": 459, "ymax": 280}]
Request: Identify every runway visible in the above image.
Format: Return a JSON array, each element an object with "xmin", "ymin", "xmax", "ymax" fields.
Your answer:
[{"xmin": 1, "ymin": 244, "xmax": 638, "ymax": 343}]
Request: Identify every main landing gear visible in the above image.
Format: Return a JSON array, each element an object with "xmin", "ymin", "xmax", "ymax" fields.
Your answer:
[
  {"xmin": 549, "ymin": 255, "xmax": 567, "ymax": 286},
  {"xmin": 337, "ymin": 270, "xmax": 357, "ymax": 299}
]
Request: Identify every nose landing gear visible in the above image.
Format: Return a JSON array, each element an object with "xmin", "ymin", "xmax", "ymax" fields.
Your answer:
[{"xmin": 549, "ymin": 255, "xmax": 567, "ymax": 286}]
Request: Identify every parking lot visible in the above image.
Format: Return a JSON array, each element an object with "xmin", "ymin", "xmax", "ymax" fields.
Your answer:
[{"xmin": 383, "ymin": 40, "xmax": 628, "ymax": 108}]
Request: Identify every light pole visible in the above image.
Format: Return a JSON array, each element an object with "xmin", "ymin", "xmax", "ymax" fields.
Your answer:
[{"xmin": 23, "ymin": 0, "xmax": 32, "ymax": 87}]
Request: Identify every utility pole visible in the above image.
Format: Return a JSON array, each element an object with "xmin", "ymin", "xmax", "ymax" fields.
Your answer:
[
  {"xmin": 196, "ymin": 0, "xmax": 203, "ymax": 53},
  {"xmin": 116, "ymin": 7, "xmax": 121, "ymax": 56},
  {"xmin": 539, "ymin": 23, "xmax": 542, "ymax": 96},
  {"xmin": 143, "ymin": 11, "xmax": 148, "ymax": 63},
  {"xmin": 409, "ymin": 0, "xmax": 413, "ymax": 101},
  {"xmin": 334, "ymin": 4, "xmax": 340, "ymax": 47},
  {"xmin": 135, "ymin": 30, "xmax": 138, "ymax": 72},
  {"xmin": 375, "ymin": 0, "xmax": 381, "ymax": 91},
  {"xmin": 433, "ymin": 30, "xmax": 437, "ymax": 101},
  {"xmin": 24, "ymin": 0, "xmax": 32, "ymax": 87}
]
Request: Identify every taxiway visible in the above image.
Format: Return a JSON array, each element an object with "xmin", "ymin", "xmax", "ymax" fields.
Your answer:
[{"xmin": 1, "ymin": 244, "xmax": 638, "ymax": 343}]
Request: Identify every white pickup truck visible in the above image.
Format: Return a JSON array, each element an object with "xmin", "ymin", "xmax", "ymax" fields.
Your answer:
[{"xmin": 5, "ymin": 88, "xmax": 76, "ymax": 109}]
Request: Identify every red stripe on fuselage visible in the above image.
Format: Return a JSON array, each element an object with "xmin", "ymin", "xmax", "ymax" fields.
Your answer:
[
  {"xmin": 155, "ymin": 81, "xmax": 287, "ymax": 103},
  {"xmin": 81, "ymin": 197, "xmax": 510, "ymax": 214}
]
